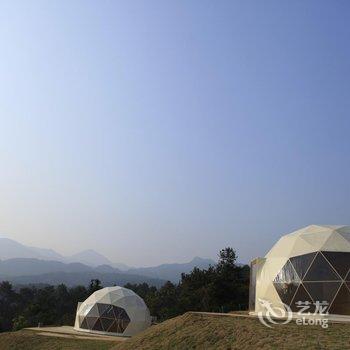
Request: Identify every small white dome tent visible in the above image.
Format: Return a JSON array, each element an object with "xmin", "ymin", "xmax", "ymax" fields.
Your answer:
[
  {"xmin": 74, "ymin": 286, "xmax": 151, "ymax": 337},
  {"xmin": 249, "ymin": 225, "xmax": 350, "ymax": 318}
]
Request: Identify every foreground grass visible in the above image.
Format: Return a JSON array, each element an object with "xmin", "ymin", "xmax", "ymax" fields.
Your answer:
[
  {"xmin": 1, "ymin": 313, "xmax": 350, "ymax": 350},
  {"xmin": 0, "ymin": 330, "xmax": 115, "ymax": 350},
  {"xmin": 112, "ymin": 312, "xmax": 350, "ymax": 350}
]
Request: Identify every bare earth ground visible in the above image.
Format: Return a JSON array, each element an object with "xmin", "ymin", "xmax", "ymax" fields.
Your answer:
[{"xmin": 1, "ymin": 313, "xmax": 350, "ymax": 350}]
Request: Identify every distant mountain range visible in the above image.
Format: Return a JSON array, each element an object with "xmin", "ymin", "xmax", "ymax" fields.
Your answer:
[
  {"xmin": 0, "ymin": 238, "xmax": 127, "ymax": 268},
  {"xmin": 0, "ymin": 258, "xmax": 165, "ymax": 288},
  {"xmin": 0, "ymin": 237, "xmax": 216, "ymax": 286},
  {"xmin": 127, "ymin": 257, "xmax": 215, "ymax": 282}
]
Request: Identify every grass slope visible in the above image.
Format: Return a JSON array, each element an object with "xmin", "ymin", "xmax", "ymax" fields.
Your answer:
[
  {"xmin": 1, "ymin": 314, "xmax": 350, "ymax": 350},
  {"xmin": 112, "ymin": 313, "xmax": 350, "ymax": 350},
  {"xmin": 0, "ymin": 330, "xmax": 115, "ymax": 350}
]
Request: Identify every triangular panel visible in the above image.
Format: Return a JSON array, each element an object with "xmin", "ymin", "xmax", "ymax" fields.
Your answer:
[
  {"xmin": 335, "ymin": 226, "xmax": 350, "ymax": 242},
  {"xmin": 339, "ymin": 232, "xmax": 350, "ymax": 243},
  {"xmin": 299, "ymin": 231, "xmax": 332, "ymax": 250},
  {"xmin": 98, "ymin": 293, "xmax": 113, "ymax": 304},
  {"xmin": 299, "ymin": 225, "xmax": 328, "ymax": 234},
  {"xmin": 289, "ymin": 252, "xmax": 317, "ymax": 280},
  {"xmin": 101, "ymin": 305, "xmax": 115, "ymax": 319},
  {"xmin": 92, "ymin": 319, "xmax": 103, "ymax": 331},
  {"xmin": 329, "ymin": 283, "xmax": 350, "ymax": 315},
  {"xmin": 273, "ymin": 260, "xmax": 300, "ymax": 283},
  {"xmin": 290, "ymin": 284, "xmax": 315, "ymax": 313},
  {"xmin": 86, "ymin": 304, "xmax": 100, "ymax": 317},
  {"xmin": 265, "ymin": 235, "xmax": 297, "ymax": 259},
  {"xmin": 101, "ymin": 317, "xmax": 114, "ymax": 332},
  {"xmin": 273, "ymin": 282, "xmax": 299, "ymax": 306},
  {"xmin": 322, "ymin": 232, "xmax": 350, "ymax": 252},
  {"xmin": 322, "ymin": 251, "xmax": 350, "ymax": 279},
  {"xmin": 289, "ymin": 236, "xmax": 315, "ymax": 257},
  {"xmin": 97, "ymin": 303, "xmax": 110, "ymax": 316},
  {"xmin": 346, "ymin": 270, "xmax": 350, "ymax": 282},
  {"xmin": 86, "ymin": 316, "xmax": 99, "ymax": 329},
  {"xmin": 119, "ymin": 309, "xmax": 130, "ymax": 321},
  {"xmin": 80, "ymin": 317, "xmax": 88, "ymax": 329},
  {"xmin": 303, "ymin": 282, "xmax": 341, "ymax": 305},
  {"xmin": 116, "ymin": 320, "xmax": 123, "ymax": 333},
  {"xmin": 304, "ymin": 253, "xmax": 341, "ymax": 281},
  {"xmin": 108, "ymin": 321, "xmax": 120, "ymax": 334}
]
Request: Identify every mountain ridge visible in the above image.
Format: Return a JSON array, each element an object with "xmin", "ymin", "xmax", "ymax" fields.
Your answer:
[
  {"xmin": 127, "ymin": 256, "xmax": 215, "ymax": 282},
  {"xmin": 0, "ymin": 237, "xmax": 127, "ymax": 269},
  {"xmin": 0, "ymin": 237, "xmax": 216, "ymax": 283}
]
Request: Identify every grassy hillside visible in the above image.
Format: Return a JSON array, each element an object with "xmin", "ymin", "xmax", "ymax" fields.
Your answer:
[
  {"xmin": 112, "ymin": 312, "xmax": 350, "ymax": 350},
  {"xmin": 1, "ymin": 313, "xmax": 350, "ymax": 349},
  {"xmin": 0, "ymin": 330, "xmax": 115, "ymax": 350}
]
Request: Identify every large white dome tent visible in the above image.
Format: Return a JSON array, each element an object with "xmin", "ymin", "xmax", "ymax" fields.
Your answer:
[
  {"xmin": 74, "ymin": 286, "xmax": 151, "ymax": 337},
  {"xmin": 249, "ymin": 225, "xmax": 350, "ymax": 319}
]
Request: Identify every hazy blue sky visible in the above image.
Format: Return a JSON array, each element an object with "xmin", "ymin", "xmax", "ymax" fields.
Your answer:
[{"xmin": 0, "ymin": 1, "xmax": 349, "ymax": 266}]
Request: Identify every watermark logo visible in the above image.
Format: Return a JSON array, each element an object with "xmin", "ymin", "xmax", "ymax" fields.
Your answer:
[
  {"xmin": 257, "ymin": 299, "xmax": 293, "ymax": 328},
  {"xmin": 257, "ymin": 298, "xmax": 329, "ymax": 329}
]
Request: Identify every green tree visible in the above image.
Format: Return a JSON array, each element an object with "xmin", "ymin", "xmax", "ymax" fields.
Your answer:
[
  {"xmin": 88, "ymin": 279, "xmax": 102, "ymax": 294},
  {"xmin": 12, "ymin": 316, "xmax": 29, "ymax": 331},
  {"xmin": 0, "ymin": 282, "xmax": 18, "ymax": 332},
  {"xmin": 217, "ymin": 247, "xmax": 237, "ymax": 271}
]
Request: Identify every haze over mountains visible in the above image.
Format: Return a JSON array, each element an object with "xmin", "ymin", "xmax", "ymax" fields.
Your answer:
[
  {"xmin": 0, "ymin": 237, "xmax": 215, "ymax": 286},
  {"xmin": 0, "ymin": 237, "xmax": 125, "ymax": 268}
]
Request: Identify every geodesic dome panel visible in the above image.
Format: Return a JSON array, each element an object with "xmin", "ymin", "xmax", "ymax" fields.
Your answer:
[
  {"xmin": 273, "ymin": 251, "xmax": 350, "ymax": 314},
  {"xmin": 78, "ymin": 303, "xmax": 130, "ymax": 333},
  {"xmin": 74, "ymin": 286, "xmax": 151, "ymax": 337},
  {"xmin": 251, "ymin": 225, "xmax": 350, "ymax": 318}
]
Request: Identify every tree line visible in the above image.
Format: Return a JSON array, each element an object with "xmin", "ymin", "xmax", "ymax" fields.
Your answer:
[{"xmin": 0, "ymin": 247, "xmax": 249, "ymax": 332}]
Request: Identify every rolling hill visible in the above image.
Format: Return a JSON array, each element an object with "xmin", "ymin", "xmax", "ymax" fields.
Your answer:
[
  {"xmin": 1, "ymin": 313, "xmax": 350, "ymax": 349},
  {"xmin": 112, "ymin": 312, "xmax": 350, "ymax": 350}
]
